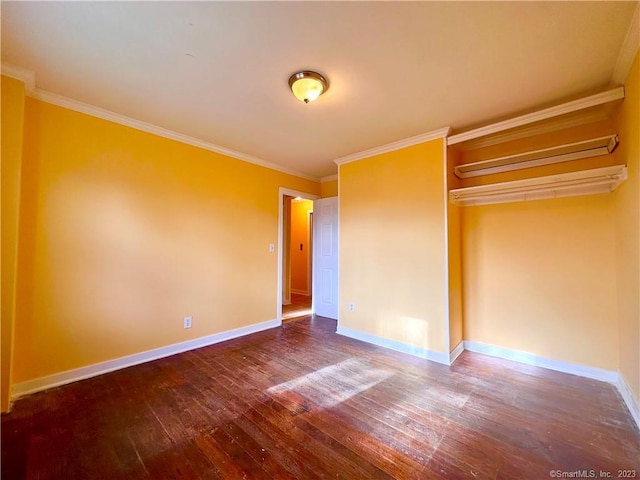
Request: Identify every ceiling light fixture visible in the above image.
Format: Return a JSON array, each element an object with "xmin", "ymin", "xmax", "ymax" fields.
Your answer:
[{"xmin": 288, "ymin": 70, "xmax": 329, "ymax": 104}]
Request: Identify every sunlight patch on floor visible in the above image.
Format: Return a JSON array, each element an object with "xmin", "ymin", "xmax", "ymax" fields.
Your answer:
[
  {"xmin": 282, "ymin": 308, "xmax": 313, "ymax": 320},
  {"xmin": 267, "ymin": 358, "xmax": 394, "ymax": 408}
]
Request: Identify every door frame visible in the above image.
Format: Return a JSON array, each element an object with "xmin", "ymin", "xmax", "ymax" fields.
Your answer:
[
  {"xmin": 307, "ymin": 211, "xmax": 313, "ymax": 299},
  {"xmin": 277, "ymin": 187, "xmax": 320, "ymax": 324}
]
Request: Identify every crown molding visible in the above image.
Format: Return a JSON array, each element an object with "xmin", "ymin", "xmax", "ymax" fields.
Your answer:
[
  {"xmin": 2, "ymin": 63, "xmax": 319, "ymax": 182},
  {"xmin": 447, "ymin": 87, "xmax": 625, "ymax": 146},
  {"xmin": 30, "ymin": 89, "xmax": 319, "ymax": 182},
  {"xmin": 333, "ymin": 126, "xmax": 452, "ymax": 166},
  {"xmin": 1, "ymin": 63, "xmax": 36, "ymax": 93},
  {"xmin": 612, "ymin": 2, "xmax": 640, "ymax": 86},
  {"xmin": 321, "ymin": 174, "xmax": 338, "ymax": 183}
]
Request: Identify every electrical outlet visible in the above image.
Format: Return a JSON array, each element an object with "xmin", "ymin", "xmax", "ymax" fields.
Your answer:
[
  {"xmin": 348, "ymin": 303, "xmax": 355, "ymax": 312},
  {"xmin": 184, "ymin": 316, "xmax": 192, "ymax": 329}
]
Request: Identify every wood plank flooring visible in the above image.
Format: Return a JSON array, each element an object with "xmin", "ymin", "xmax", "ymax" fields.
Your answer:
[{"xmin": 2, "ymin": 315, "xmax": 639, "ymax": 479}]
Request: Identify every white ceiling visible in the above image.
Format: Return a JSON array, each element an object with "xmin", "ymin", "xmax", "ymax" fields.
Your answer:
[{"xmin": 1, "ymin": 1, "xmax": 637, "ymax": 180}]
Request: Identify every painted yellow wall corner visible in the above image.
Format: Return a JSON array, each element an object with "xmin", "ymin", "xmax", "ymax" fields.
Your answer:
[
  {"xmin": 446, "ymin": 147, "xmax": 463, "ymax": 352},
  {"xmin": 321, "ymin": 179, "xmax": 338, "ymax": 198},
  {"xmin": 1, "ymin": 75, "xmax": 26, "ymax": 411},
  {"xmin": 339, "ymin": 139, "xmax": 450, "ymax": 355},
  {"xmin": 614, "ymin": 48, "xmax": 640, "ymax": 404}
]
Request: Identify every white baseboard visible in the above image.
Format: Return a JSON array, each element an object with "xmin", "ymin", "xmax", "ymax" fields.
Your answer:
[
  {"xmin": 462, "ymin": 341, "xmax": 619, "ymax": 383},
  {"xmin": 11, "ymin": 318, "xmax": 280, "ymax": 400},
  {"xmin": 617, "ymin": 373, "xmax": 640, "ymax": 431},
  {"xmin": 449, "ymin": 341, "xmax": 464, "ymax": 364},
  {"xmin": 336, "ymin": 326, "xmax": 450, "ymax": 365}
]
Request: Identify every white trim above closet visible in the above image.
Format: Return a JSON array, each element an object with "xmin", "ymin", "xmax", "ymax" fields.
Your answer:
[{"xmin": 447, "ymin": 87, "xmax": 624, "ymax": 146}]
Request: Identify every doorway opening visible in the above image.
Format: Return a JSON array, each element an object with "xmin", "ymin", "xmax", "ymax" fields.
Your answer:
[
  {"xmin": 277, "ymin": 188, "xmax": 319, "ymax": 323},
  {"xmin": 283, "ymin": 196, "xmax": 313, "ymax": 320}
]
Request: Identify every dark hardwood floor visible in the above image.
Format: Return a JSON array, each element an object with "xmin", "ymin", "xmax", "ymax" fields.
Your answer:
[{"xmin": 2, "ymin": 315, "xmax": 639, "ymax": 479}]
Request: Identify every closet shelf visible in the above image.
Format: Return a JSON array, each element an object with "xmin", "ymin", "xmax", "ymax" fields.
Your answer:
[
  {"xmin": 449, "ymin": 165, "xmax": 627, "ymax": 207},
  {"xmin": 454, "ymin": 134, "xmax": 618, "ymax": 179}
]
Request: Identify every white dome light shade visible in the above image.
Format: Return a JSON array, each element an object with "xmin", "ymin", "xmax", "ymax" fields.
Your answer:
[{"xmin": 288, "ymin": 71, "xmax": 329, "ymax": 104}]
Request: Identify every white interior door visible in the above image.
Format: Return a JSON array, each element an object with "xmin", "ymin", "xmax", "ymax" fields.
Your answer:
[{"xmin": 313, "ymin": 197, "xmax": 339, "ymax": 319}]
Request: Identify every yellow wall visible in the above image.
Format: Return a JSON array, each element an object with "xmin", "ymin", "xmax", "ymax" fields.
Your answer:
[
  {"xmin": 339, "ymin": 139, "xmax": 449, "ymax": 354},
  {"xmin": 446, "ymin": 147, "xmax": 463, "ymax": 351},
  {"xmin": 1, "ymin": 76, "xmax": 26, "ymax": 411},
  {"xmin": 12, "ymin": 98, "xmax": 319, "ymax": 384},
  {"xmin": 614, "ymin": 50, "xmax": 640, "ymax": 402},
  {"xmin": 321, "ymin": 179, "xmax": 338, "ymax": 198},
  {"xmin": 290, "ymin": 199, "xmax": 313, "ymax": 294},
  {"xmin": 462, "ymin": 187, "xmax": 619, "ymax": 370}
]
